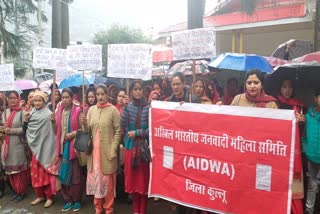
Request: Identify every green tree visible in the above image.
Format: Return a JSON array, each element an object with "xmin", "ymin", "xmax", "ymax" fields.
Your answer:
[
  {"xmin": 240, "ymin": 0, "xmax": 260, "ymax": 15},
  {"xmin": 92, "ymin": 24, "xmax": 151, "ymax": 70},
  {"xmin": 0, "ymin": 0, "xmax": 47, "ymax": 77}
]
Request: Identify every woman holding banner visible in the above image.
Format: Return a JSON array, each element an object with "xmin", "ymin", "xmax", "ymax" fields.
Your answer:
[
  {"xmin": 231, "ymin": 69, "xmax": 278, "ymax": 109},
  {"xmin": 23, "ymin": 91, "xmax": 56, "ymax": 208},
  {"xmin": 1, "ymin": 90, "xmax": 29, "ymax": 203},
  {"xmin": 54, "ymin": 88, "xmax": 83, "ymax": 212},
  {"xmin": 276, "ymin": 79, "xmax": 305, "ymax": 214},
  {"xmin": 121, "ymin": 80, "xmax": 150, "ymax": 214},
  {"xmin": 82, "ymin": 84, "xmax": 121, "ymax": 214}
]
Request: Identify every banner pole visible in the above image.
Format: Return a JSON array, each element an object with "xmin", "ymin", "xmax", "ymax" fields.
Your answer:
[
  {"xmin": 126, "ymin": 79, "xmax": 129, "ymax": 96},
  {"xmin": 52, "ymin": 70, "xmax": 56, "ymax": 111},
  {"xmin": 82, "ymin": 70, "xmax": 85, "ymax": 113}
]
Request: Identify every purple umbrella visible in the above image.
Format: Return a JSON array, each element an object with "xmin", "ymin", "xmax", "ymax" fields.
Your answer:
[{"xmin": 14, "ymin": 80, "xmax": 38, "ymax": 90}]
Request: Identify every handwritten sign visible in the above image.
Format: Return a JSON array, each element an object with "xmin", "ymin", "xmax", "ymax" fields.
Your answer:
[
  {"xmin": 67, "ymin": 45, "xmax": 102, "ymax": 70},
  {"xmin": 0, "ymin": 64, "xmax": 14, "ymax": 91},
  {"xmin": 56, "ymin": 69, "xmax": 73, "ymax": 82},
  {"xmin": 33, "ymin": 47, "xmax": 67, "ymax": 70},
  {"xmin": 107, "ymin": 44, "xmax": 152, "ymax": 80},
  {"xmin": 172, "ymin": 28, "xmax": 216, "ymax": 60},
  {"xmin": 149, "ymin": 102, "xmax": 295, "ymax": 214}
]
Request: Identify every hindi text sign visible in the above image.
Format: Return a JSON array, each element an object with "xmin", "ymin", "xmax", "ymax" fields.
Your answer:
[{"xmin": 149, "ymin": 102, "xmax": 295, "ymax": 214}]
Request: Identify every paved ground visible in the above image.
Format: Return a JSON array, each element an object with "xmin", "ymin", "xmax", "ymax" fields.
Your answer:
[{"xmin": 0, "ymin": 186, "xmax": 172, "ymax": 214}]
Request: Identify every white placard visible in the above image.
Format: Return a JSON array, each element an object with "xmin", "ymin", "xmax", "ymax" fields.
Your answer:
[
  {"xmin": 56, "ymin": 69, "xmax": 73, "ymax": 82},
  {"xmin": 67, "ymin": 45, "xmax": 102, "ymax": 70},
  {"xmin": 0, "ymin": 64, "xmax": 14, "ymax": 91},
  {"xmin": 172, "ymin": 28, "xmax": 216, "ymax": 60},
  {"xmin": 33, "ymin": 47, "xmax": 67, "ymax": 70},
  {"xmin": 107, "ymin": 44, "xmax": 152, "ymax": 80}
]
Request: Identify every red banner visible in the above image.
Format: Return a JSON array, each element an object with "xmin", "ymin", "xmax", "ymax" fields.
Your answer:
[{"xmin": 149, "ymin": 102, "xmax": 295, "ymax": 214}]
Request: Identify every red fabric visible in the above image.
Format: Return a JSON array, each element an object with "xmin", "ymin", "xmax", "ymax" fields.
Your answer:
[
  {"xmin": 30, "ymin": 154, "xmax": 51, "ymax": 188},
  {"xmin": 56, "ymin": 104, "xmax": 82, "ymax": 159},
  {"xmin": 132, "ymin": 193, "xmax": 148, "ymax": 214},
  {"xmin": 97, "ymin": 102, "xmax": 112, "ymax": 109},
  {"xmin": 278, "ymin": 95, "xmax": 304, "ymax": 179},
  {"xmin": 124, "ymin": 149, "xmax": 149, "ymax": 195},
  {"xmin": 8, "ymin": 170, "xmax": 30, "ymax": 195},
  {"xmin": 34, "ymin": 185, "xmax": 53, "ymax": 200},
  {"xmin": 211, "ymin": 85, "xmax": 220, "ymax": 104},
  {"xmin": 245, "ymin": 90, "xmax": 277, "ymax": 108},
  {"xmin": 291, "ymin": 199, "xmax": 303, "ymax": 214},
  {"xmin": 148, "ymin": 90, "xmax": 161, "ymax": 103}
]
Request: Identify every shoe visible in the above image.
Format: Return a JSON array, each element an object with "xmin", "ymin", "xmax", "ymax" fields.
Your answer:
[
  {"xmin": 15, "ymin": 194, "xmax": 24, "ymax": 202},
  {"xmin": 44, "ymin": 199, "xmax": 54, "ymax": 208},
  {"xmin": 73, "ymin": 202, "xmax": 81, "ymax": 212},
  {"xmin": 31, "ymin": 197, "xmax": 46, "ymax": 206},
  {"xmin": 62, "ymin": 202, "xmax": 73, "ymax": 212},
  {"xmin": 9, "ymin": 193, "xmax": 17, "ymax": 201}
]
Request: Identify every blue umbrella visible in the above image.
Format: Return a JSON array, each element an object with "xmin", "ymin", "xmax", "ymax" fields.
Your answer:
[
  {"xmin": 208, "ymin": 53, "xmax": 273, "ymax": 73},
  {"xmin": 58, "ymin": 73, "xmax": 94, "ymax": 89}
]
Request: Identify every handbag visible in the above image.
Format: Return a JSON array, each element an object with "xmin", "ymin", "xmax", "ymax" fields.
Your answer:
[
  {"xmin": 140, "ymin": 138, "xmax": 151, "ymax": 163},
  {"xmin": 74, "ymin": 130, "xmax": 92, "ymax": 154},
  {"xmin": 59, "ymin": 141, "xmax": 73, "ymax": 186}
]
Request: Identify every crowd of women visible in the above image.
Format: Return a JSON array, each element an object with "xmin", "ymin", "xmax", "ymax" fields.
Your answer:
[{"xmin": 0, "ymin": 69, "xmax": 319, "ymax": 214}]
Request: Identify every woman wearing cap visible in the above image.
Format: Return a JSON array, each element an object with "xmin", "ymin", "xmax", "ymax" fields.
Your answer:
[{"xmin": 23, "ymin": 90, "xmax": 56, "ymax": 208}]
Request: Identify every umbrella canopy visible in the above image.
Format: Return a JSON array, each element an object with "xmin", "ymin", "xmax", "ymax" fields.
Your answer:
[
  {"xmin": 166, "ymin": 60, "xmax": 209, "ymax": 78},
  {"xmin": 14, "ymin": 80, "xmax": 38, "ymax": 90},
  {"xmin": 265, "ymin": 62, "xmax": 320, "ymax": 102},
  {"xmin": 263, "ymin": 56, "xmax": 290, "ymax": 67},
  {"xmin": 292, "ymin": 51, "xmax": 320, "ymax": 63},
  {"xmin": 271, "ymin": 39, "xmax": 312, "ymax": 60},
  {"xmin": 58, "ymin": 73, "xmax": 94, "ymax": 89},
  {"xmin": 38, "ymin": 80, "xmax": 60, "ymax": 94},
  {"xmin": 208, "ymin": 53, "xmax": 273, "ymax": 73}
]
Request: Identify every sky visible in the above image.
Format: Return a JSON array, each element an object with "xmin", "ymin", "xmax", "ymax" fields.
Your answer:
[{"xmin": 64, "ymin": 0, "xmax": 217, "ymax": 42}]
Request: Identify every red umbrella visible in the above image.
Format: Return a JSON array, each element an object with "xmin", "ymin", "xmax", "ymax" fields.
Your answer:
[
  {"xmin": 293, "ymin": 51, "xmax": 320, "ymax": 63},
  {"xmin": 263, "ymin": 56, "xmax": 290, "ymax": 67}
]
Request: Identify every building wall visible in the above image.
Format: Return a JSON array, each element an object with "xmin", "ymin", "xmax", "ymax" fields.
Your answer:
[{"xmin": 215, "ymin": 22, "xmax": 314, "ymax": 56}]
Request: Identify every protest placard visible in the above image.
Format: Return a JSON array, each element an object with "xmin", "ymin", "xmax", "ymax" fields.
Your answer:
[
  {"xmin": 33, "ymin": 47, "xmax": 67, "ymax": 70},
  {"xmin": 172, "ymin": 28, "xmax": 216, "ymax": 60},
  {"xmin": 107, "ymin": 44, "xmax": 152, "ymax": 80},
  {"xmin": 0, "ymin": 64, "xmax": 14, "ymax": 91},
  {"xmin": 149, "ymin": 102, "xmax": 295, "ymax": 214},
  {"xmin": 67, "ymin": 45, "xmax": 102, "ymax": 70}
]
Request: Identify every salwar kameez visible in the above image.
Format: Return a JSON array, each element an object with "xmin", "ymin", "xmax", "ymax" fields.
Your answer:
[{"xmin": 87, "ymin": 130, "xmax": 115, "ymax": 214}]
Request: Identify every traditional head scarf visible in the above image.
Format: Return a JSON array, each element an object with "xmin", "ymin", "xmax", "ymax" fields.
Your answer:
[{"xmin": 34, "ymin": 90, "xmax": 48, "ymax": 103}]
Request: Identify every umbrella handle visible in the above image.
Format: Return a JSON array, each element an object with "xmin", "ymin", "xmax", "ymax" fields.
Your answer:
[{"xmin": 82, "ymin": 70, "xmax": 85, "ymax": 113}]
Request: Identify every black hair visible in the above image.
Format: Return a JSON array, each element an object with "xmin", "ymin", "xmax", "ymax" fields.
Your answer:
[
  {"xmin": 279, "ymin": 78, "xmax": 295, "ymax": 98},
  {"xmin": 172, "ymin": 72, "xmax": 185, "ymax": 83},
  {"xmin": 315, "ymin": 88, "xmax": 320, "ymax": 97},
  {"xmin": 118, "ymin": 88, "xmax": 126, "ymax": 94},
  {"xmin": 152, "ymin": 81, "xmax": 162, "ymax": 90},
  {"xmin": 129, "ymin": 80, "xmax": 143, "ymax": 92},
  {"xmin": 227, "ymin": 77, "xmax": 238, "ymax": 85},
  {"xmin": 61, "ymin": 88, "xmax": 73, "ymax": 98},
  {"xmin": 8, "ymin": 91, "xmax": 19, "ymax": 99},
  {"xmin": 96, "ymin": 84, "xmax": 108, "ymax": 95},
  {"xmin": 195, "ymin": 78, "xmax": 210, "ymax": 97},
  {"xmin": 50, "ymin": 83, "xmax": 59, "ymax": 91},
  {"xmin": 245, "ymin": 69, "xmax": 264, "ymax": 84},
  {"xmin": 85, "ymin": 86, "xmax": 96, "ymax": 105}
]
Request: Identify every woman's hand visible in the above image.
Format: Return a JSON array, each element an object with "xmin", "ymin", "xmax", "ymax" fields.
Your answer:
[
  {"xmin": 216, "ymin": 101, "xmax": 223, "ymax": 106},
  {"xmin": 24, "ymin": 111, "xmax": 31, "ymax": 123},
  {"xmin": 295, "ymin": 113, "xmax": 305, "ymax": 123},
  {"xmin": 128, "ymin": 131, "xmax": 135, "ymax": 139},
  {"xmin": 65, "ymin": 132, "xmax": 74, "ymax": 141},
  {"xmin": 80, "ymin": 115, "xmax": 87, "ymax": 125},
  {"xmin": 51, "ymin": 112, "xmax": 55, "ymax": 122}
]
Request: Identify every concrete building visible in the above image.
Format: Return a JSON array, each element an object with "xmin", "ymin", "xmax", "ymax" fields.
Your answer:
[{"xmin": 157, "ymin": 0, "xmax": 315, "ymax": 56}]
